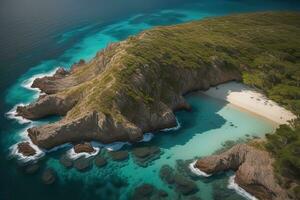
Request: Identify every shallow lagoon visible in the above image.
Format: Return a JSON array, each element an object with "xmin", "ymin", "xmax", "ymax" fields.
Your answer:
[{"xmin": 1, "ymin": 0, "xmax": 299, "ymax": 199}]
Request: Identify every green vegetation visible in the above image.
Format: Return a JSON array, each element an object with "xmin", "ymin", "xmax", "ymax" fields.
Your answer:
[
  {"xmin": 265, "ymin": 121, "xmax": 300, "ymax": 197},
  {"xmin": 57, "ymin": 12, "xmax": 300, "ymax": 190}
]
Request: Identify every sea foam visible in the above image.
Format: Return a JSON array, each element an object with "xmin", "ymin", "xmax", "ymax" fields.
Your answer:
[
  {"xmin": 188, "ymin": 160, "xmax": 212, "ymax": 177},
  {"xmin": 161, "ymin": 117, "xmax": 181, "ymax": 132},
  {"xmin": 228, "ymin": 175, "xmax": 259, "ymax": 200},
  {"xmin": 67, "ymin": 146, "xmax": 100, "ymax": 160},
  {"xmin": 6, "ymin": 104, "xmax": 32, "ymax": 124},
  {"xmin": 139, "ymin": 133, "xmax": 154, "ymax": 142},
  {"xmin": 9, "ymin": 140, "xmax": 45, "ymax": 163},
  {"xmin": 21, "ymin": 67, "xmax": 59, "ymax": 92}
]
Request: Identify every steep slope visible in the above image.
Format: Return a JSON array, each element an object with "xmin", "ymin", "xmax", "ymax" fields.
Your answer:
[{"xmin": 17, "ymin": 12, "xmax": 300, "ymax": 149}]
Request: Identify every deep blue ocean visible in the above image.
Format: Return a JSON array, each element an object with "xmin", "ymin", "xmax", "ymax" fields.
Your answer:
[{"xmin": 1, "ymin": 0, "xmax": 300, "ymax": 199}]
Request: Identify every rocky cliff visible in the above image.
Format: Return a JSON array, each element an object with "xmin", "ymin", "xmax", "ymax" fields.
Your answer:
[
  {"xmin": 195, "ymin": 144, "xmax": 290, "ymax": 200},
  {"xmin": 16, "ymin": 12, "xmax": 300, "ymax": 149}
]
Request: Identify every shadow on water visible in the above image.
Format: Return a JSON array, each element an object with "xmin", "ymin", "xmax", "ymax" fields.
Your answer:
[{"xmin": 151, "ymin": 93, "xmax": 228, "ymax": 149}]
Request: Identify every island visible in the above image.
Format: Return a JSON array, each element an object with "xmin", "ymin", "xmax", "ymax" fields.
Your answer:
[{"xmin": 15, "ymin": 12, "xmax": 300, "ymax": 199}]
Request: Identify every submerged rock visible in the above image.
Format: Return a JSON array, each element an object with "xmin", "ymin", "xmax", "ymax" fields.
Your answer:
[
  {"xmin": 195, "ymin": 144, "xmax": 289, "ymax": 200},
  {"xmin": 173, "ymin": 174, "xmax": 198, "ymax": 195},
  {"xmin": 132, "ymin": 146, "xmax": 161, "ymax": 167},
  {"xmin": 74, "ymin": 157, "xmax": 93, "ymax": 171},
  {"xmin": 59, "ymin": 155, "xmax": 73, "ymax": 168},
  {"xmin": 42, "ymin": 168, "xmax": 56, "ymax": 185},
  {"xmin": 212, "ymin": 176, "xmax": 244, "ymax": 200},
  {"xmin": 159, "ymin": 165, "xmax": 175, "ymax": 184},
  {"xmin": 159, "ymin": 164, "xmax": 198, "ymax": 195},
  {"xmin": 110, "ymin": 175, "xmax": 128, "ymax": 188},
  {"xmin": 73, "ymin": 142, "xmax": 95, "ymax": 154},
  {"xmin": 17, "ymin": 142, "xmax": 36, "ymax": 156},
  {"xmin": 132, "ymin": 184, "xmax": 168, "ymax": 200},
  {"xmin": 109, "ymin": 151, "xmax": 129, "ymax": 161},
  {"xmin": 94, "ymin": 155, "xmax": 107, "ymax": 167}
]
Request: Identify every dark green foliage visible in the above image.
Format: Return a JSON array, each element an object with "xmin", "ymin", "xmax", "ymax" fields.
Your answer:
[{"xmin": 265, "ymin": 122, "xmax": 300, "ymax": 183}]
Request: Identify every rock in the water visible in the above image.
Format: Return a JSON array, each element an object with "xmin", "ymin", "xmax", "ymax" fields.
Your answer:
[
  {"xmin": 24, "ymin": 164, "xmax": 40, "ymax": 174},
  {"xmin": 173, "ymin": 174, "xmax": 198, "ymax": 195},
  {"xmin": 17, "ymin": 142, "xmax": 36, "ymax": 157},
  {"xmin": 109, "ymin": 151, "xmax": 129, "ymax": 161},
  {"xmin": 59, "ymin": 155, "xmax": 73, "ymax": 168},
  {"xmin": 159, "ymin": 165, "xmax": 175, "ymax": 184},
  {"xmin": 94, "ymin": 155, "xmax": 107, "ymax": 167},
  {"xmin": 74, "ymin": 157, "xmax": 93, "ymax": 171},
  {"xmin": 195, "ymin": 144, "xmax": 289, "ymax": 200},
  {"xmin": 132, "ymin": 184, "xmax": 168, "ymax": 200},
  {"xmin": 160, "ymin": 164, "xmax": 198, "ymax": 196},
  {"xmin": 110, "ymin": 175, "xmax": 128, "ymax": 188},
  {"xmin": 73, "ymin": 142, "xmax": 95, "ymax": 154},
  {"xmin": 42, "ymin": 168, "xmax": 56, "ymax": 185},
  {"xmin": 132, "ymin": 146, "xmax": 161, "ymax": 167}
]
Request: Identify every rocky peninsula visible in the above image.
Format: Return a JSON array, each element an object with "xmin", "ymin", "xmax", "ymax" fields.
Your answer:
[
  {"xmin": 194, "ymin": 144, "xmax": 290, "ymax": 200},
  {"xmin": 15, "ymin": 12, "xmax": 300, "ymax": 152}
]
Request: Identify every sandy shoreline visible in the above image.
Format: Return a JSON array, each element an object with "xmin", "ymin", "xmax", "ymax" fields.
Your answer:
[{"xmin": 202, "ymin": 82, "xmax": 296, "ymax": 125}]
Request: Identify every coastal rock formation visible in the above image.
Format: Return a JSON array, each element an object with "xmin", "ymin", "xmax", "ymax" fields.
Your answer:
[
  {"xmin": 15, "ymin": 12, "xmax": 300, "ymax": 150},
  {"xmin": 194, "ymin": 144, "xmax": 290, "ymax": 200},
  {"xmin": 17, "ymin": 142, "xmax": 36, "ymax": 156},
  {"xmin": 73, "ymin": 142, "xmax": 95, "ymax": 153}
]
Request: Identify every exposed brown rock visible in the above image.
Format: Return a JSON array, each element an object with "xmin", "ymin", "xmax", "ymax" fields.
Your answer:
[
  {"xmin": 195, "ymin": 144, "xmax": 290, "ymax": 200},
  {"xmin": 16, "ymin": 95, "xmax": 76, "ymax": 120},
  {"xmin": 17, "ymin": 142, "xmax": 36, "ymax": 156},
  {"xmin": 73, "ymin": 142, "xmax": 95, "ymax": 154},
  {"xmin": 16, "ymin": 20, "xmax": 241, "ymax": 150}
]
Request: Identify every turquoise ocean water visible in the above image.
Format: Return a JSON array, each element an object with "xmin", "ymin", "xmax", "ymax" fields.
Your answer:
[{"xmin": 1, "ymin": 1, "xmax": 300, "ymax": 199}]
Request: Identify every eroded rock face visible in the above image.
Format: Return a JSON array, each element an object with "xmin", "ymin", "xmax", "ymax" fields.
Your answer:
[
  {"xmin": 195, "ymin": 144, "xmax": 290, "ymax": 200},
  {"xmin": 73, "ymin": 142, "xmax": 95, "ymax": 154},
  {"xmin": 16, "ymin": 19, "xmax": 241, "ymax": 150},
  {"xmin": 27, "ymin": 111, "xmax": 143, "ymax": 149},
  {"xmin": 17, "ymin": 142, "xmax": 36, "ymax": 156}
]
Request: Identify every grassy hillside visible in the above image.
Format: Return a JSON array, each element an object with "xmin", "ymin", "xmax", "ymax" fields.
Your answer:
[{"xmin": 61, "ymin": 12, "xmax": 300, "ymax": 120}]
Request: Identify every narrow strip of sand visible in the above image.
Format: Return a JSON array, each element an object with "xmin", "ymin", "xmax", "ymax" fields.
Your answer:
[{"xmin": 202, "ymin": 82, "xmax": 296, "ymax": 124}]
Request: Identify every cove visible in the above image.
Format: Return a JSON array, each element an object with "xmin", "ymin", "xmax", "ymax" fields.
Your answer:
[{"xmin": 1, "ymin": 1, "xmax": 300, "ymax": 200}]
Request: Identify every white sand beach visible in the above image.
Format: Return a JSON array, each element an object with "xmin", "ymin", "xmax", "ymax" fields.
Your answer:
[{"xmin": 202, "ymin": 82, "xmax": 297, "ymax": 125}]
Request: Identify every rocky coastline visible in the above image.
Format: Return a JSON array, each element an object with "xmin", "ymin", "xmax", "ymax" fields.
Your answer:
[
  {"xmin": 193, "ymin": 144, "xmax": 291, "ymax": 200},
  {"xmin": 16, "ymin": 30, "xmax": 241, "ymax": 150}
]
